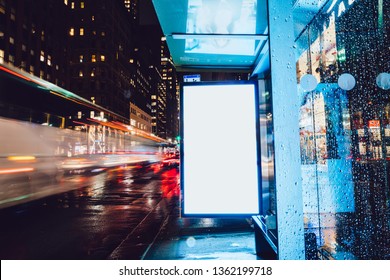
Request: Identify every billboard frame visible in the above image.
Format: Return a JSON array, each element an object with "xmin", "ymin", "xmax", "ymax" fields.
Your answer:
[{"xmin": 180, "ymin": 80, "xmax": 262, "ymax": 217}]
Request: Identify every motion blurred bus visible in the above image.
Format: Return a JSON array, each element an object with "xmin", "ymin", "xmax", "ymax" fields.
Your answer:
[{"xmin": 0, "ymin": 63, "xmax": 166, "ymax": 208}]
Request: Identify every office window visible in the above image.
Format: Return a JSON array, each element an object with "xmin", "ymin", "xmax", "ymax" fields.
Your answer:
[{"xmin": 10, "ymin": 9, "xmax": 15, "ymax": 20}]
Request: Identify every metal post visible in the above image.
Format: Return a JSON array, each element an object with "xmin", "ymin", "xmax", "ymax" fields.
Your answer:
[{"xmin": 268, "ymin": 0, "xmax": 305, "ymax": 259}]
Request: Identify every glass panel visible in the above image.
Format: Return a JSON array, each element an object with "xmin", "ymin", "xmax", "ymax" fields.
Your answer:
[{"xmin": 293, "ymin": 0, "xmax": 390, "ymax": 259}]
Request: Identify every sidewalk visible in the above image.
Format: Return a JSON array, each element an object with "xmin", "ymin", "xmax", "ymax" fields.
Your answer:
[{"xmin": 142, "ymin": 207, "xmax": 260, "ymax": 260}]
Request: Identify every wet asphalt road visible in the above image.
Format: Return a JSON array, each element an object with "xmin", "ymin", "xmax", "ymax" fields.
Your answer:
[{"xmin": 0, "ymin": 164, "xmax": 180, "ymax": 260}]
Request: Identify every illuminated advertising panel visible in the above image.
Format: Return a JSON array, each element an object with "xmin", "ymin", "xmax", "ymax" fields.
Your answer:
[
  {"xmin": 181, "ymin": 82, "xmax": 260, "ymax": 216},
  {"xmin": 185, "ymin": 0, "xmax": 257, "ymax": 55}
]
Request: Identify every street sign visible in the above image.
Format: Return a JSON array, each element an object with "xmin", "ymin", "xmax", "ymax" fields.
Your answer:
[{"xmin": 183, "ymin": 74, "xmax": 201, "ymax": 82}]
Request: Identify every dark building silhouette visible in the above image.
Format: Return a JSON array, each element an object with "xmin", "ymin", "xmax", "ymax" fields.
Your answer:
[
  {"xmin": 0, "ymin": 0, "xmax": 178, "ymax": 139},
  {"xmin": 0, "ymin": 0, "xmax": 69, "ymax": 88}
]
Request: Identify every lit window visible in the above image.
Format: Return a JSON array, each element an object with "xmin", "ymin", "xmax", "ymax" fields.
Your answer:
[
  {"xmin": 71, "ymin": 2, "xmax": 74, "ymax": 9},
  {"xmin": 91, "ymin": 55, "xmax": 96, "ymax": 62},
  {"xmin": 80, "ymin": 28, "xmax": 84, "ymax": 36},
  {"xmin": 129, "ymin": 59, "xmax": 134, "ymax": 63},
  {"xmin": 9, "ymin": 37, "xmax": 14, "ymax": 44},
  {"xmin": 80, "ymin": 2, "xmax": 85, "ymax": 8},
  {"xmin": 29, "ymin": 65, "xmax": 34, "ymax": 73},
  {"xmin": 91, "ymin": 69, "xmax": 95, "ymax": 77},
  {"xmin": 22, "ymin": 44, "xmax": 26, "ymax": 51},
  {"xmin": 100, "ymin": 55, "xmax": 105, "ymax": 62},
  {"xmin": 47, "ymin": 55, "xmax": 52, "ymax": 66},
  {"xmin": 30, "ymin": 50, "xmax": 34, "ymax": 55},
  {"xmin": 101, "ymin": 31, "xmax": 105, "ymax": 36},
  {"xmin": 64, "ymin": 0, "xmax": 68, "ymax": 5},
  {"xmin": 91, "ymin": 16, "xmax": 95, "ymax": 21},
  {"xmin": 79, "ymin": 55, "xmax": 83, "ymax": 62},
  {"xmin": 69, "ymin": 28, "xmax": 74, "ymax": 36},
  {"xmin": 79, "ymin": 70, "xmax": 83, "ymax": 77},
  {"xmin": 40, "ymin": 51, "xmax": 45, "ymax": 62},
  {"xmin": 0, "ymin": 49, "xmax": 4, "ymax": 64},
  {"xmin": 39, "ymin": 70, "xmax": 44, "ymax": 78}
]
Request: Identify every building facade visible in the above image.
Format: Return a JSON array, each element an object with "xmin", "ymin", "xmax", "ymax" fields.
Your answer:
[
  {"xmin": 0, "ymin": 0, "xmax": 69, "ymax": 87},
  {"xmin": 66, "ymin": 0, "xmax": 137, "ymax": 121}
]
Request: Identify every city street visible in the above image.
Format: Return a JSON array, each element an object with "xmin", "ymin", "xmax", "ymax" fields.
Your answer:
[{"xmin": 0, "ymin": 165, "xmax": 180, "ymax": 260}]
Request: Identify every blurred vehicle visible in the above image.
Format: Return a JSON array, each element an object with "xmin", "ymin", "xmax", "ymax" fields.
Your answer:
[
  {"xmin": 0, "ymin": 63, "xmax": 167, "ymax": 208},
  {"xmin": 0, "ymin": 118, "xmax": 63, "ymax": 208},
  {"xmin": 161, "ymin": 154, "xmax": 180, "ymax": 167}
]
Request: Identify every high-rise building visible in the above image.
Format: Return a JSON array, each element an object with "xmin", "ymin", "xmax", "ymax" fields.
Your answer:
[
  {"xmin": 66, "ymin": 0, "xmax": 138, "ymax": 121},
  {"xmin": 160, "ymin": 36, "xmax": 178, "ymax": 140},
  {"xmin": 1, "ymin": 0, "xmax": 178, "ymax": 140},
  {"xmin": 0, "ymin": 0, "xmax": 69, "ymax": 87}
]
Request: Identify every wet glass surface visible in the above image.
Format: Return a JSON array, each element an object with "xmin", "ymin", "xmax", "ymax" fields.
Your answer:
[{"xmin": 293, "ymin": 0, "xmax": 390, "ymax": 259}]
